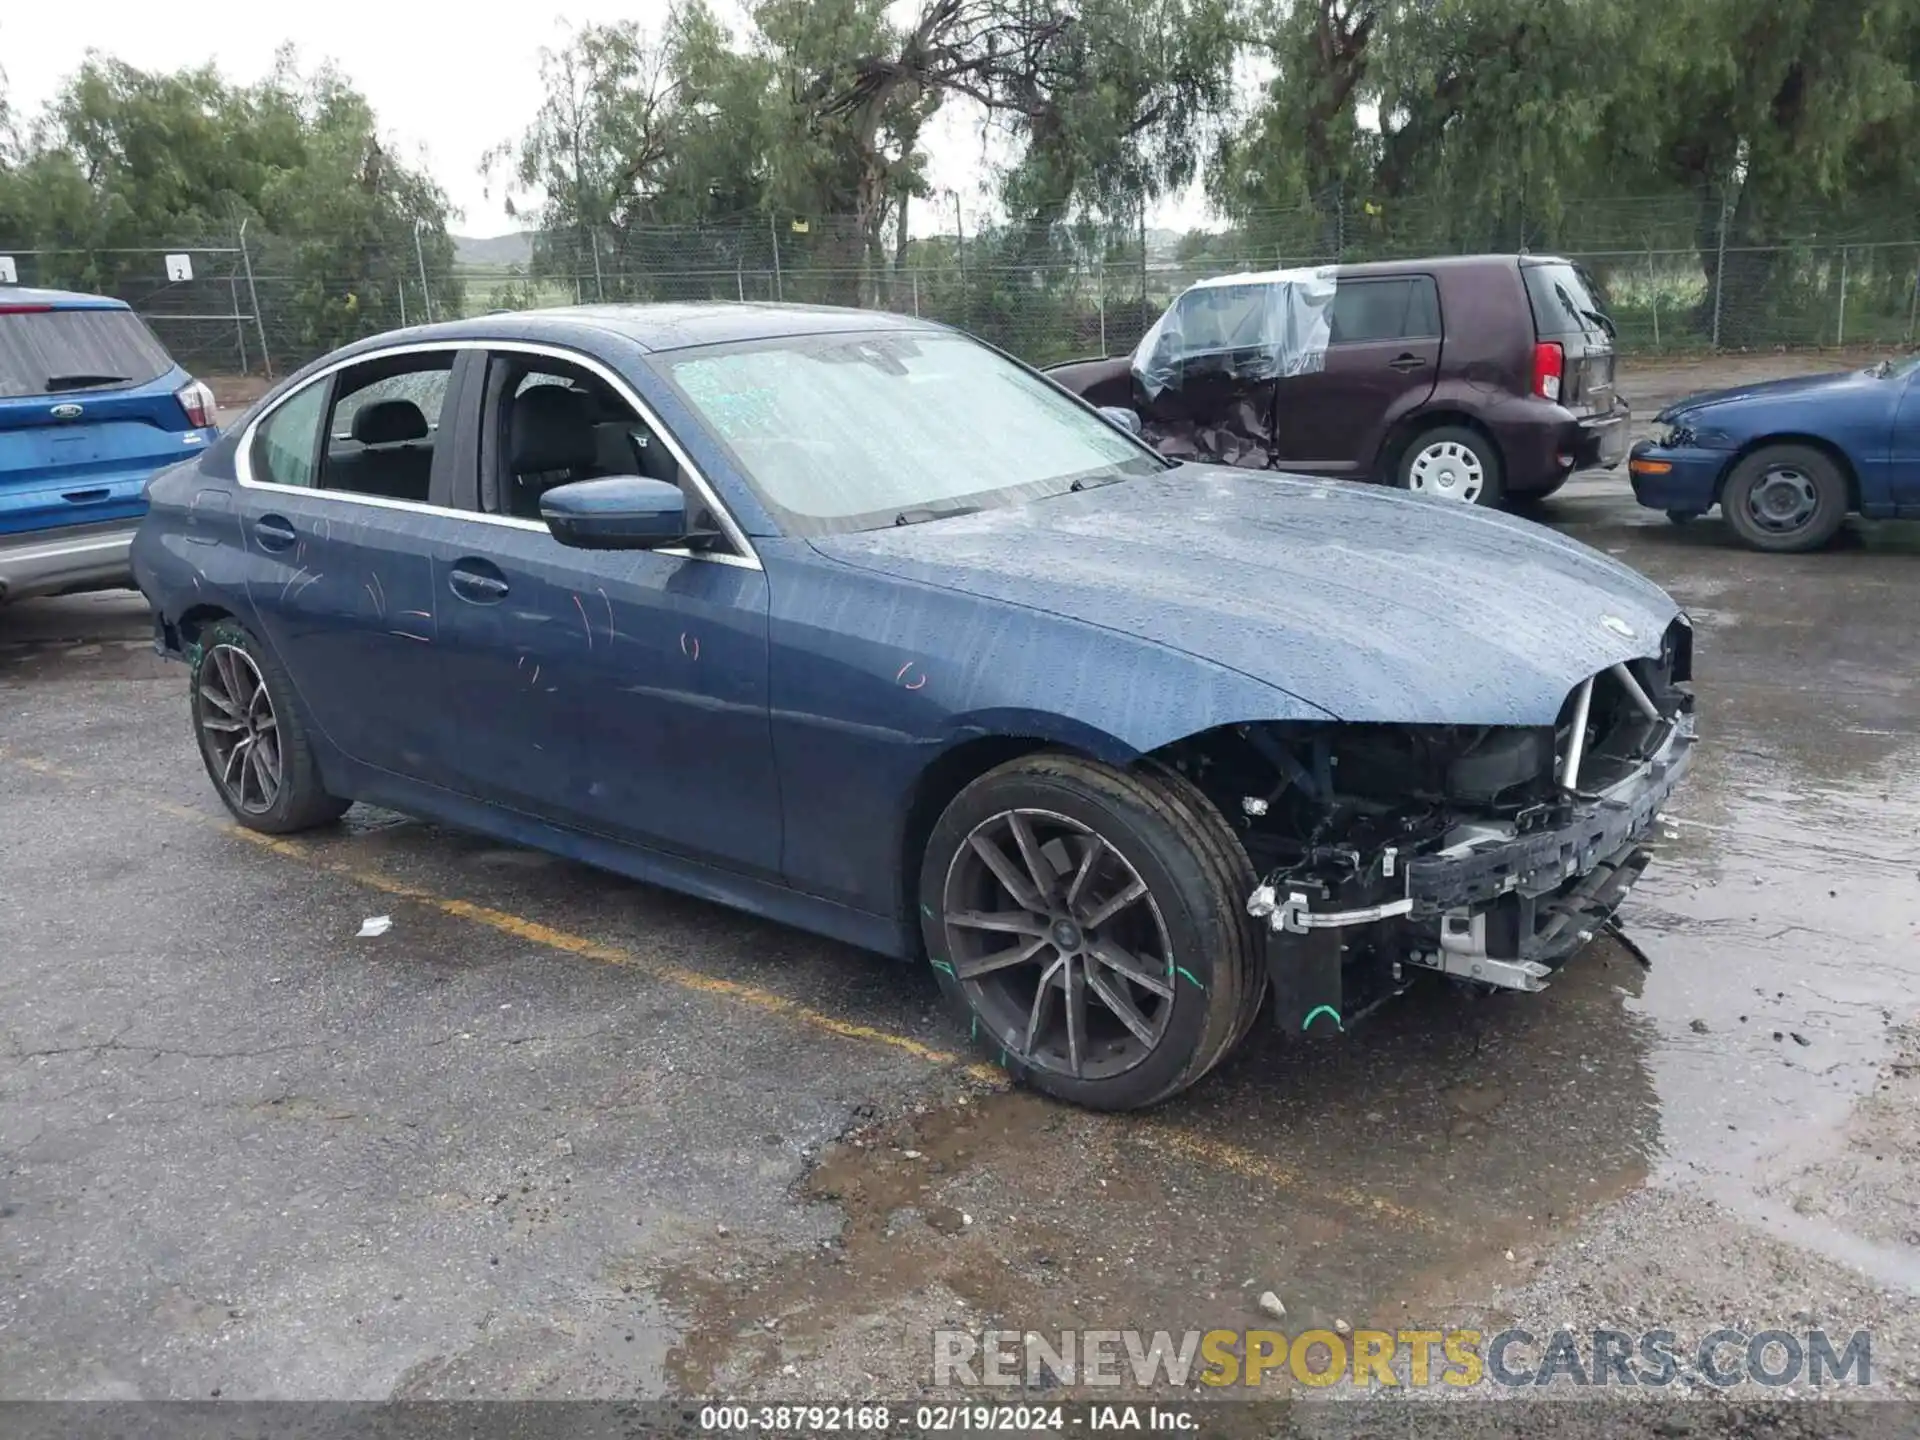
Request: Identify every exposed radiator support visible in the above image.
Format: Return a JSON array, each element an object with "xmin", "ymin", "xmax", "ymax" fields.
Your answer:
[
  {"xmin": 1560, "ymin": 675, "xmax": 1595, "ymax": 790},
  {"xmin": 1611, "ymin": 661, "xmax": 1663, "ymax": 722}
]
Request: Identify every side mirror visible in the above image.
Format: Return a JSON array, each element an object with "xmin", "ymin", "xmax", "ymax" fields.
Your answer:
[
  {"xmin": 1097, "ymin": 405, "xmax": 1143, "ymax": 437},
  {"xmin": 539, "ymin": 476, "xmax": 702, "ymax": 550}
]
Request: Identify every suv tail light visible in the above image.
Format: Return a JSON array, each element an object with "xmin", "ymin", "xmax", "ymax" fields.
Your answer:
[
  {"xmin": 1532, "ymin": 341, "xmax": 1564, "ymax": 402},
  {"xmin": 176, "ymin": 378, "xmax": 216, "ymax": 428}
]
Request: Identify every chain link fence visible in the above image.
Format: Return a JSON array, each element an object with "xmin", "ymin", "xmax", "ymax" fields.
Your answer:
[{"xmin": 6, "ymin": 189, "xmax": 1918, "ymax": 380}]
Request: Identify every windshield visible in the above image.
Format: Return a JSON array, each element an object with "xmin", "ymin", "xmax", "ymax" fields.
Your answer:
[{"xmin": 656, "ymin": 331, "xmax": 1165, "ymax": 536}]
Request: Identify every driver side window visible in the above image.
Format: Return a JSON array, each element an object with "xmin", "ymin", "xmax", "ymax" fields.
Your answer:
[{"xmin": 484, "ymin": 354, "xmax": 726, "ymax": 547}]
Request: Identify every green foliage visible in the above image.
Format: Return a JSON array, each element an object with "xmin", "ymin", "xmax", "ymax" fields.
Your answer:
[
  {"xmin": 1206, "ymin": 0, "xmax": 1920, "ymax": 345},
  {"xmin": 489, "ymin": 0, "xmax": 1236, "ymax": 302},
  {"xmin": 0, "ymin": 48, "xmax": 460, "ymax": 357}
]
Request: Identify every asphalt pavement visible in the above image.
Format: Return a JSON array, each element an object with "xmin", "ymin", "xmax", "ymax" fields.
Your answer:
[{"xmin": 4, "ymin": 434, "xmax": 1920, "ymax": 1414}]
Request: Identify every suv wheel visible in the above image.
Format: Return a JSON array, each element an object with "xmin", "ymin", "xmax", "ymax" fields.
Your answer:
[
  {"xmin": 918, "ymin": 754, "xmax": 1263, "ymax": 1111},
  {"xmin": 1397, "ymin": 426, "xmax": 1503, "ymax": 506},
  {"xmin": 1721, "ymin": 444, "xmax": 1848, "ymax": 553}
]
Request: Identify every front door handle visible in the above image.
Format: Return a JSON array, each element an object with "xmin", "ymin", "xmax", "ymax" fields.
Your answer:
[
  {"xmin": 1388, "ymin": 353, "xmax": 1428, "ymax": 372},
  {"xmin": 449, "ymin": 560, "xmax": 510, "ymax": 605},
  {"xmin": 252, "ymin": 514, "xmax": 298, "ymax": 551}
]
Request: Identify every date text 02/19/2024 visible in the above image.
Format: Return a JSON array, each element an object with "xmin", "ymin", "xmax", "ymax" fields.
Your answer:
[{"xmin": 696, "ymin": 1403, "xmax": 1200, "ymax": 1432}]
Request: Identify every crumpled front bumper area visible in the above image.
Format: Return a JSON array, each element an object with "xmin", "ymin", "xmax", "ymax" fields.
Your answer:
[{"xmin": 1247, "ymin": 700, "xmax": 1695, "ymax": 1037}]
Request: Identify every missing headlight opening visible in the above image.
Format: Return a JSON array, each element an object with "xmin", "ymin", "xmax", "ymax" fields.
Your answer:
[{"xmin": 1156, "ymin": 620, "xmax": 1695, "ymax": 1037}]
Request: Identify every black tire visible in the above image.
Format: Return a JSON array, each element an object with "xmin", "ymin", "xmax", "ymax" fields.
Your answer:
[
  {"xmin": 1720, "ymin": 444, "xmax": 1849, "ymax": 553},
  {"xmin": 918, "ymin": 753, "xmax": 1262, "ymax": 1111},
  {"xmin": 190, "ymin": 618, "xmax": 350, "ymax": 833},
  {"xmin": 1395, "ymin": 425, "xmax": 1504, "ymax": 507}
]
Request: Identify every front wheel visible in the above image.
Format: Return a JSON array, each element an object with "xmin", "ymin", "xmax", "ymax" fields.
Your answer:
[
  {"xmin": 1720, "ymin": 444, "xmax": 1849, "ymax": 552},
  {"xmin": 190, "ymin": 618, "xmax": 350, "ymax": 833},
  {"xmin": 918, "ymin": 754, "xmax": 1263, "ymax": 1111},
  {"xmin": 1396, "ymin": 426, "xmax": 1504, "ymax": 506}
]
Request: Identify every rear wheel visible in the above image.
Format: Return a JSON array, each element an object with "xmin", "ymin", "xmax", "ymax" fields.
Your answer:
[
  {"xmin": 1396, "ymin": 426, "xmax": 1504, "ymax": 507},
  {"xmin": 1720, "ymin": 444, "xmax": 1848, "ymax": 553},
  {"xmin": 919, "ymin": 754, "xmax": 1263, "ymax": 1111},
  {"xmin": 191, "ymin": 619, "xmax": 349, "ymax": 833}
]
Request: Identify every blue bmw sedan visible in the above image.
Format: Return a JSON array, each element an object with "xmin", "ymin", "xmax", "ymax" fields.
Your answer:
[{"xmin": 132, "ymin": 303, "xmax": 1696, "ymax": 1110}]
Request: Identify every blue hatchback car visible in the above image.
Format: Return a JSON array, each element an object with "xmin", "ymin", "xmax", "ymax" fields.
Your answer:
[
  {"xmin": 131, "ymin": 304, "xmax": 1697, "ymax": 1109},
  {"xmin": 1628, "ymin": 353, "xmax": 1920, "ymax": 551},
  {"xmin": 0, "ymin": 288, "xmax": 218, "ymax": 604}
]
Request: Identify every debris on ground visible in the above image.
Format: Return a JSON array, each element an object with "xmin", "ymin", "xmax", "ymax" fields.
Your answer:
[
  {"xmin": 356, "ymin": 915, "xmax": 392, "ymax": 938},
  {"xmin": 1257, "ymin": 1290, "xmax": 1287, "ymax": 1320}
]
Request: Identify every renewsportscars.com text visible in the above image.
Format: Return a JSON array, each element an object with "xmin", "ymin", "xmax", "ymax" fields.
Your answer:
[{"xmin": 933, "ymin": 1326, "xmax": 1871, "ymax": 1389}]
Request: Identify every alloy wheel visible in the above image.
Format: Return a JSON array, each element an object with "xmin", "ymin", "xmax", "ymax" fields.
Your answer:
[
  {"xmin": 942, "ymin": 808, "xmax": 1176, "ymax": 1080},
  {"xmin": 198, "ymin": 644, "xmax": 283, "ymax": 815},
  {"xmin": 1745, "ymin": 465, "xmax": 1818, "ymax": 536},
  {"xmin": 1406, "ymin": 440, "xmax": 1486, "ymax": 502}
]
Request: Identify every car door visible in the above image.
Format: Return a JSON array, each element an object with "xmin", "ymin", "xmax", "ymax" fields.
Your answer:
[
  {"xmin": 1891, "ymin": 364, "xmax": 1920, "ymax": 510},
  {"xmin": 1270, "ymin": 275, "xmax": 1442, "ymax": 472},
  {"xmin": 429, "ymin": 346, "xmax": 782, "ymax": 876},
  {"xmin": 233, "ymin": 344, "xmax": 481, "ymax": 789}
]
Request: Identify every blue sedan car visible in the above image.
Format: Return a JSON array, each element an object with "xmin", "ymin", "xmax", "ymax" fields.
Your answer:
[
  {"xmin": 1628, "ymin": 353, "xmax": 1920, "ymax": 551},
  {"xmin": 132, "ymin": 304, "xmax": 1696, "ymax": 1110}
]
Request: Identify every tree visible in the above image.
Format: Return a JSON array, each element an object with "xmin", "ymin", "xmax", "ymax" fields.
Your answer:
[{"xmin": 0, "ymin": 49, "xmax": 461, "ymax": 359}]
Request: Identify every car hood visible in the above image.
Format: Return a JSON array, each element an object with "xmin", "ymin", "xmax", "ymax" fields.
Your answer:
[
  {"xmin": 1656, "ymin": 368, "xmax": 1874, "ymax": 421},
  {"xmin": 809, "ymin": 467, "xmax": 1681, "ymax": 726}
]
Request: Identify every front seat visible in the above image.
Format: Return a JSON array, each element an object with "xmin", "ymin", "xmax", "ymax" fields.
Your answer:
[{"xmin": 507, "ymin": 384, "xmax": 599, "ymax": 518}]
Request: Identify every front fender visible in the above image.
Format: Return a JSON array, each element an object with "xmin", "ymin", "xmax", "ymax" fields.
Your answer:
[{"xmin": 766, "ymin": 543, "xmax": 1329, "ymax": 918}]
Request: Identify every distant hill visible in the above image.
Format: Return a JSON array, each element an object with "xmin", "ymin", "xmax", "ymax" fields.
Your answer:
[{"xmin": 453, "ymin": 233, "xmax": 535, "ymax": 268}]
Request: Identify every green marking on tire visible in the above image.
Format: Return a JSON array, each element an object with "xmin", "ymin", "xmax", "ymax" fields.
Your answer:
[
  {"xmin": 970, "ymin": 1014, "xmax": 978, "ymax": 1041},
  {"xmin": 1301, "ymin": 1004, "xmax": 1344, "ymax": 1033},
  {"xmin": 1175, "ymin": 966, "xmax": 1206, "ymax": 992},
  {"xmin": 921, "ymin": 903, "xmax": 935, "ymax": 918},
  {"xmin": 999, "ymin": 1048, "xmax": 1008, "ymax": 1067},
  {"xmin": 930, "ymin": 959, "xmax": 956, "ymax": 977}
]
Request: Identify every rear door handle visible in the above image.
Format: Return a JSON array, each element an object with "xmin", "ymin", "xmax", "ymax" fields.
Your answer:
[
  {"xmin": 1388, "ymin": 353, "xmax": 1428, "ymax": 372},
  {"xmin": 449, "ymin": 560, "xmax": 510, "ymax": 604},
  {"xmin": 62, "ymin": 488, "xmax": 110, "ymax": 504},
  {"xmin": 252, "ymin": 514, "xmax": 298, "ymax": 551}
]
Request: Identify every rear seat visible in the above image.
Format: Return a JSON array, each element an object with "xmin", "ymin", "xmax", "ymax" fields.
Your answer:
[{"xmin": 322, "ymin": 399, "xmax": 434, "ymax": 502}]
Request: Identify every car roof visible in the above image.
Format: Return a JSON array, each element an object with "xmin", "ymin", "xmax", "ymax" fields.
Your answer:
[
  {"xmin": 0, "ymin": 286, "xmax": 132, "ymax": 311},
  {"xmin": 1333, "ymin": 254, "xmax": 1573, "ymax": 279},
  {"xmin": 335, "ymin": 301, "xmax": 945, "ymax": 361}
]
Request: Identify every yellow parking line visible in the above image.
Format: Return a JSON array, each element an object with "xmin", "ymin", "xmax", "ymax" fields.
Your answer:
[
  {"xmin": 1141, "ymin": 1127, "xmax": 1434, "ymax": 1230},
  {"xmin": 6, "ymin": 745, "xmax": 1429, "ymax": 1228},
  {"xmin": 145, "ymin": 797, "xmax": 1008, "ymax": 1084}
]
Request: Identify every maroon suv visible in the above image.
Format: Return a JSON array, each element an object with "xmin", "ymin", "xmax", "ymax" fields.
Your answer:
[{"xmin": 1046, "ymin": 254, "xmax": 1630, "ymax": 507}]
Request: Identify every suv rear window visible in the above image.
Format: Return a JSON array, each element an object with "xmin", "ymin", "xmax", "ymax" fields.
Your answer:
[
  {"xmin": 0, "ymin": 306, "xmax": 176, "ymax": 399},
  {"xmin": 1522, "ymin": 263, "xmax": 1609, "ymax": 341}
]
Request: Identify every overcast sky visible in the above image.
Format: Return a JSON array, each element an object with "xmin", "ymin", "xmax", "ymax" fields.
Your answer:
[{"xmin": 3, "ymin": 3, "xmax": 1216, "ymax": 237}]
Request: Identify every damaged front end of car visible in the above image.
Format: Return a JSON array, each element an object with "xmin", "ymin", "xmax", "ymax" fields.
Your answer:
[{"xmin": 1158, "ymin": 617, "xmax": 1695, "ymax": 1036}]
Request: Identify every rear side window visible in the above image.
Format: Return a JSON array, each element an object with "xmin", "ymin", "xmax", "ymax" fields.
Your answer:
[
  {"xmin": 1523, "ymin": 263, "xmax": 1609, "ymax": 340},
  {"xmin": 1329, "ymin": 277, "xmax": 1441, "ymax": 344},
  {"xmin": 0, "ymin": 306, "xmax": 176, "ymax": 398}
]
